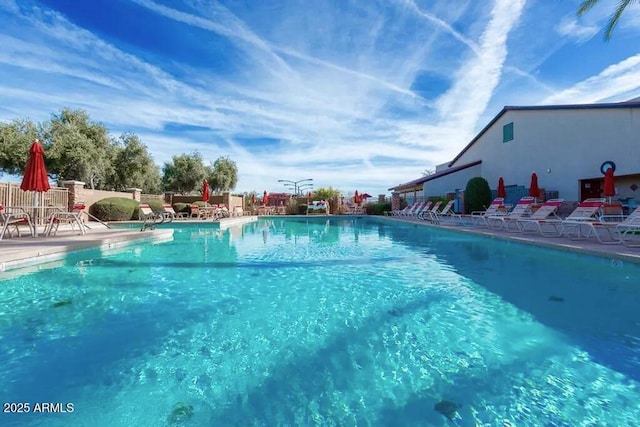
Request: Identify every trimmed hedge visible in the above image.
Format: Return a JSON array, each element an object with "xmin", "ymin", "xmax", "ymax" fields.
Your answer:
[
  {"xmin": 146, "ymin": 200, "xmax": 165, "ymax": 213},
  {"xmin": 173, "ymin": 202, "xmax": 191, "ymax": 215},
  {"xmin": 464, "ymin": 177, "xmax": 491, "ymax": 213},
  {"xmin": 366, "ymin": 202, "xmax": 391, "ymax": 215},
  {"xmin": 90, "ymin": 197, "xmax": 139, "ymax": 221}
]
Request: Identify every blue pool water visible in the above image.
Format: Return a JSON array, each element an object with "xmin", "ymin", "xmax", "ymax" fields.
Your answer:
[{"xmin": 1, "ymin": 217, "xmax": 640, "ymax": 426}]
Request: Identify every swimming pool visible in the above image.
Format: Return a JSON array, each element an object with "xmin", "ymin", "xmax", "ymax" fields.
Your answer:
[{"xmin": 1, "ymin": 217, "xmax": 639, "ymax": 426}]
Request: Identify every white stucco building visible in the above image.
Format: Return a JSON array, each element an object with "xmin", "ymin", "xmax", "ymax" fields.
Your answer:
[{"xmin": 390, "ymin": 100, "xmax": 640, "ymax": 208}]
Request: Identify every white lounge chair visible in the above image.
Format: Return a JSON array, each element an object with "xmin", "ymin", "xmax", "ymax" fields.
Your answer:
[
  {"xmin": 617, "ymin": 208, "xmax": 640, "ymax": 247},
  {"xmin": 518, "ymin": 198, "xmax": 603, "ymax": 238},
  {"xmin": 486, "ymin": 196, "xmax": 534, "ymax": 231},
  {"xmin": 419, "ymin": 201, "xmax": 442, "ymax": 221},
  {"xmin": 427, "ymin": 200, "xmax": 459, "ymax": 224},
  {"xmin": 559, "ymin": 198, "xmax": 607, "ymax": 239},
  {"xmin": 566, "ymin": 206, "xmax": 640, "ymax": 245},
  {"xmin": 410, "ymin": 201, "xmax": 432, "ymax": 219},
  {"xmin": 457, "ymin": 197, "xmax": 505, "ymax": 226},
  {"xmin": 401, "ymin": 202, "xmax": 424, "ymax": 217},
  {"xmin": 516, "ymin": 199, "xmax": 564, "ymax": 235}
]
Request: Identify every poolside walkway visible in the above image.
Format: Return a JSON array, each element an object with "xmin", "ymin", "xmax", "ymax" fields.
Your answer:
[
  {"xmin": 0, "ymin": 216, "xmax": 258, "ymax": 273},
  {"xmin": 384, "ymin": 215, "xmax": 640, "ymax": 264}
]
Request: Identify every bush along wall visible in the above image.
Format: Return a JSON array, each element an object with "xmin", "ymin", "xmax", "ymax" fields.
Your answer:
[
  {"xmin": 89, "ymin": 197, "xmax": 139, "ymax": 221},
  {"xmin": 464, "ymin": 177, "xmax": 491, "ymax": 214}
]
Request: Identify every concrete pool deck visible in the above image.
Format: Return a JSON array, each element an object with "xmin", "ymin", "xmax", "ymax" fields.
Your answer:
[
  {"xmin": 1, "ymin": 214, "xmax": 639, "ymax": 274},
  {"xmin": 383, "ymin": 215, "xmax": 640, "ymax": 264},
  {"xmin": 0, "ymin": 215, "xmax": 258, "ymax": 273}
]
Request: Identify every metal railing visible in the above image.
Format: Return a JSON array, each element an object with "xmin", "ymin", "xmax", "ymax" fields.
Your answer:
[{"xmin": 0, "ymin": 182, "xmax": 69, "ymax": 225}]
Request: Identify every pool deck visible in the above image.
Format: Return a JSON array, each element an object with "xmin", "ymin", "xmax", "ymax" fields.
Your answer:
[
  {"xmin": 1, "ymin": 214, "xmax": 639, "ymax": 273},
  {"xmin": 0, "ymin": 215, "xmax": 258, "ymax": 273},
  {"xmin": 383, "ymin": 215, "xmax": 640, "ymax": 264}
]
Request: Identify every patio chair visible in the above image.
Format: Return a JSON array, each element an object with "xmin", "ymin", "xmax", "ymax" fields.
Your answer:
[
  {"xmin": 391, "ymin": 203, "xmax": 414, "ymax": 216},
  {"xmin": 559, "ymin": 198, "xmax": 607, "ymax": 240},
  {"xmin": 456, "ymin": 197, "xmax": 505, "ymax": 226},
  {"xmin": 400, "ymin": 202, "xmax": 423, "ymax": 217},
  {"xmin": 138, "ymin": 204, "xmax": 156, "ymax": 221},
  {"xmin": 410, "ymin": 201, "xmax": 432, "ymax": 219},
  {"xmin": 516, "ymin": 199, "xmax": 564, "ymax": 235},
  {"xmin": 518, "ymin": 198, "xmax": 603, "ymax": 238},
  {"xmin": 486, "ymin": 196, "xmax": 535, "ymax": 231},
  {"xmin": 419, "ymin": 201, "xmax": 442, "ymax": 221},
  {"xmin": 564, "ymin": 206, "xmax": 640, "ymax": 245},
  {"xmin": 428, "ymin": 200, "xmax": 460, "ymax": 224},
  {"xmin": 162, "ymin": 204, "xmax": 177, "ymax": 220},
  {"xmin": 44, "ymin": 204, "xmax": 88, "ymax": 237},
  {"xmin": 617, "ymin": 207, "xmax": 640, "ymax": 247},
  {"xmin": 0, "ymin": 205, "xmax": 35, "ymax": 240},
  {"xmin": 189, "ymin": 204, "xmax": 203, "ymax": 219}
]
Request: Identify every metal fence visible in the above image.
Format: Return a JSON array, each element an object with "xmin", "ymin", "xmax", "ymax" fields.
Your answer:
[{"xmin": 1, "ymin": 182, "xmax": 69, "ymax": 224}]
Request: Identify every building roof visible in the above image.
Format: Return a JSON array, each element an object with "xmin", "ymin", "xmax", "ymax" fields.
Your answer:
[
  {"xmin": 388, "ymin": 160, "xmax": 482, "ymax": 191},
  {"xmin": 448, "ymin": 100, "xmax": 640, "ymax": 167}
]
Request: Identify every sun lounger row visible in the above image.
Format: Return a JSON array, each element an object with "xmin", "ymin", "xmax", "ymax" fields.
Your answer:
[{"xmin": 457, "ymin": 196, "xmax": 640, "ymax": 248}]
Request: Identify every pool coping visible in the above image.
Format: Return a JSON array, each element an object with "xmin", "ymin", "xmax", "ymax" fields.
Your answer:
[
  {"xmin": 376, "ymin": 216, "xmax": 640, "ymax": 265},
  {"xmin": 2, "ymin": 215, "xmax": 639, "ymax": 274},
  {"xmin": 0, "ymin": 228, "xmax": 175, "ymax": 274}
]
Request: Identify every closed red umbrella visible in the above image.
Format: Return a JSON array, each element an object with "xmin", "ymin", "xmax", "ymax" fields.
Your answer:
[
  {"xmin": 250, "ymin": 193, "xmax": 256, "ymax": 206},
  {"xmin": 202, "ymin": 180, "xmax": 210, "ymax": 203},
  {"xmin": 603, "ymin": 167, "xmax": 615, "ymax": 203},
  {"xmin": 497, "ymin": 177, "xmax": 506, "ymax": 198},
  {"xmin": 20, "ymin": 140, "xmax": 50, "ymax": 236},
  {"xmin": 529, "ymin": 172, "xmax": 540, "ymax": 202},
  {"xmin": 21, "ymin": 140, "xmax": 50, "ymax": 194},
  {"xmin": 262, "ymin": 191, "xmax": 269, "ymax": 206},
  {"xmin": 354, "ymin": 190, "xmax": 360, "ymax": 204}
]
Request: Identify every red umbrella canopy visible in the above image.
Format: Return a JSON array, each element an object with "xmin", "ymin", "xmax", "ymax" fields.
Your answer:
[
  {"xmin": 20, "ymin": 140, "xmax": 50, "ymax": 193},
  {"xmin": 251, "ymin": 193, "xmax": 256, "ymax": 205},
  {"xmin": 262, "ymin": 191, "xmax": 269, "ymax": 206},
  {"xmin": 361, "ymin": 193, "xmax": 372, "ymax": 199},
  {"xmin": 528, "ymin": 172, "xmax": 540, "ymax": 198},
  {"xmin": 202, "ymin": 180, "xmax": 210, "ymax": 202},
  {"xmin": 603, "ymin": 167, "xmax": 615, "ymax": 197},
  {"xmin": 354, "ymin": 190, "xmax": 360, "ymax": 204},
  {"xmin": 497, "ymin": 177, "xmax": 506, "ymax": 198}
]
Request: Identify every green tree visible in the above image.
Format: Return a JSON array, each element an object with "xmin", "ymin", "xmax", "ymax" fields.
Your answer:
[
  {"xmin": 207, "ymin": 156, "xmax": 238, "ymax": 193},
  {"xmin": 313, "ymin": 187, "xmax": 340, "ymax": 200},
  {"xmin": 577, "ymin": 0, "xmax": 638, "ymax": 40},
  {"xmin": 162, "ymin": 152, "xmax": 207, "ymax": 194},
  {"xmin": 43, "ymin": 108, "xmax": 116, "ymax": 189},
  {"xmin": 0, "ymin": 119, "xmax": 41, "ymax": 175},
  {"xmin": 111, "ymin": 133, "xmax": 161, "ymax": 193}
]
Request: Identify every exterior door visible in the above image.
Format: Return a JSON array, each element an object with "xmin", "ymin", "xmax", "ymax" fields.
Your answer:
[{"xmin": 580, "ymin": 179, "xmax": 601, "ymax": 201}]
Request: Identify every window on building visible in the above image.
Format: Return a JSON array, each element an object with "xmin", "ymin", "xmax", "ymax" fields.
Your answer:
[{"xmin": 503, "ymin": 122, "xmax": 514, "ymax": 143}]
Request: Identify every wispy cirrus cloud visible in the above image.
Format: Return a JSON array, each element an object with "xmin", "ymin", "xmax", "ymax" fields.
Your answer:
[{"xmin": 0, "ymin": 0, "xmax": 639, "ymax": 194}]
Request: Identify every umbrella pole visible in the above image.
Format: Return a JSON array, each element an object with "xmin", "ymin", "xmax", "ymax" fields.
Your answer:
[{"xmin": 33, "ymin": 190, "xmax": 39, "ymax": 237}]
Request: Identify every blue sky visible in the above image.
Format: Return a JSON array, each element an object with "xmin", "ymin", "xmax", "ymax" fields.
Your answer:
[{"xmin": 1, "ymin": 0, "xmax": 639, "ymax": 196}]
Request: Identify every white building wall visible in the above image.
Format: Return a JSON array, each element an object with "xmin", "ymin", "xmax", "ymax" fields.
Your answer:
[
  {"xmin": 422, "ymin": 164, "xmax": 482, "ymax": 197},
  {"xmin": 452, "ymin": 107, "xmax": 640, "ymax": 201}
]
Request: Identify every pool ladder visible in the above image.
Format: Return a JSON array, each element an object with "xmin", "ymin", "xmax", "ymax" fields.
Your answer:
[{"xmin": 140, "ymin": 212, "xmax": 173, "ymax": 232}]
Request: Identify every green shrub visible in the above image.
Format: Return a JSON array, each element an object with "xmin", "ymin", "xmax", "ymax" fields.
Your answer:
[
  {"xmin": 90, "ymin": 197, "xmax": 139, "ymax": 221},
  {"xmin": 173, "ymin": 202, "xmax": 190, "ymax": 215},
  {"xmin": 464, "ymin": 177, "xmax": 491, "ymax": 213},
  {"xmin": 367, "ymin": 202, "xmax": 391, "ymax": 215},
  {"xmin": 146, "ymin": 200, "xmax": 165, "ymax": 213},
  {"xmin": 298, "ymin": 204, "xmax": 308, "ymax": 215}
]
